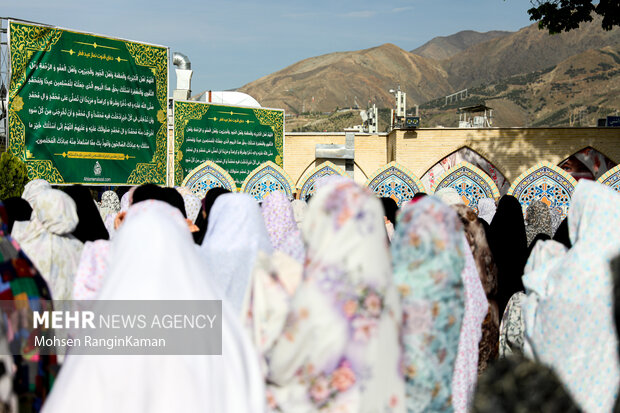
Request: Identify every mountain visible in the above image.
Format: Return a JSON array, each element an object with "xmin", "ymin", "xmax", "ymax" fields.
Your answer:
[
  {"xmin": 411, "ymin": 30, "xmax": 511, "ymax": 60},
  {"xmin": 444, "ymin": 16, "xmax": 620, "ymax": 89},
  {"xmin": 421, "ymin": 46, "xmax": 620, "ymax": 127},
  {"xmin": 238, "ymin": 43, "xmax": 453, "ymax": 113},
  {"xmin": 235, "ymin": 18, "xmax": 620, "ymax": 128}
]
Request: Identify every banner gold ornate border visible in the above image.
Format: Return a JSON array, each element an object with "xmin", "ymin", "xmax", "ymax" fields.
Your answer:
[
  {"xmin": 253, "ymin": 109, "xmax": 284, "ymax": 167},
  {"xmin": 7, "ymin": 21, "xmax": 168, "ymax": 185},
  {"xmin": 9, "ymin": 22, "xmax": 65, "ymax": 182},
  {"xmin": 124, "ymin": 41, "xmax": 168, "ymax": 185},
  {"xmin": 173, "ymin": 101, "xmax": 211, "ymax": 185},
  {"xmin": 173, "ymin": 102, "xmax": 285, "ymax": 186}
]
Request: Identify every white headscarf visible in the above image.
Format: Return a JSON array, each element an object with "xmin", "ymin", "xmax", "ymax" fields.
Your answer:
[
  {"xmin": 524, "ymin": 239, "xmax": 568, "ymax": 276},
  {"xmin": 435, "ymin": 187, "xmax": 464, "ymax": 206},
  {"xmin": 181, "ymin": 192, "xmax": 202, "ymax": 224},
  {"xmin": 98, "ymin": 191, "xmax": 120, "ymax": 238},
  {"xmin": 200, "ymin": 193, "xmax": 273, "ymax": 313},
  {"xmin": 451, "ymin": 235, "xmax": 488, "ymax": 413},
  {"xmin": 499, "ymin": 239, "xmax": 567, "ymax": 358},
  {"xmin": 119, "ymin": 187, "xmax": 136, "ymax": 213},
  {"xmin": 243, "ymin": 250, "xmax": 303, "ymax": 389},
  {"xmin": 98, "ymin": 191, "xmax": 120, "ymax": 219},
  {"xmin": 12, "ymin": 189, "xmax": 83, "ymax": 300},
  {"xmin": 291, "ymin": 199, "xmax": 307, "ymax": 226},
  {"xmin": 42, "ymin": 200, "xmax": 265, "ymax": 413},
  {"xmin": 477, "ymin": 198, "xmax": 496, "ymax": 225},
  {"xmin": 522, "ymin": 180, "xmax": 620, "ymax": 412},
  {"xmin": 22, "ymin": 179, "xmax": 51, "ymax": 211}
]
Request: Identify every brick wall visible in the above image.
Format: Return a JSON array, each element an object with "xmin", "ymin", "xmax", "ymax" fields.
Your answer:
[{"xmin": 284, "ymin": 128, "xmax": 620, "ymax": 186}]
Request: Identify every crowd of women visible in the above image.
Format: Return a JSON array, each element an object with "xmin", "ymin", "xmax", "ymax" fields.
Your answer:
[{"xmin": 0, "ymin": 175, "xmax": 619, "ymax": 412}]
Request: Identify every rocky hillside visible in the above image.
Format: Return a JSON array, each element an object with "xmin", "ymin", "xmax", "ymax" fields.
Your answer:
[
  {"xmin": 239, "ymin": 43, "xmax": 452, "ymax": 114},
  {"xmin": 411, "ymin": 30, "xmax": 511, "ymax": 60},
  {"xmin": 421, "ymin": 46, "xmax": 620, "ymax": 127},
  {"xmin": 235, "ymin": 18, "xmax": 620, "ymax": 129},
  {"xmin": 443, "ymin": 16, "xmax": 620, "ymax": 89}
]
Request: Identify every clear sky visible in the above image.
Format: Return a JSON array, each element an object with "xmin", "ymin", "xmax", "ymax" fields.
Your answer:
[{"xmin": 4, "ymin": 0, "xmax": 535, "ymax": 94}]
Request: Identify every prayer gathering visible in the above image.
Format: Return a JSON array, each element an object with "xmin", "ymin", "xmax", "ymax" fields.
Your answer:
[
  {"xmin": 2, "ymin": 0, "xmax": 620, "ymax": 411},
  {"xmin": 0, "ymin": 176, "xmax": 618, "ymax": 412}
]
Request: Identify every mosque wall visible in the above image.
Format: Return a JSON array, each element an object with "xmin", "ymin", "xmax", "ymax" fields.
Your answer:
[
  {"xmin": 284, "ymin": 128, "xmax": 620, "ymax": 189},
  {"xmin": 283, "ymin": 133, "xmax": 346, "ymax": 187}
]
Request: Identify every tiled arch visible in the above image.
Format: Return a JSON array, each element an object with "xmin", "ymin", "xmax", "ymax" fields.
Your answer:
[
  {"xmin": 431, "ymin": 161, "xmax": 500, "ymax": 213},
  {"xmin": 597, "ymin": 164, "xmax": 620, "ymax": 193},
  {"xmin": 422, "ymin": 146, "xmax": 509, "ymax": 196},
  {"xmin": 240, "ymin": 161, "xmax": 295, "ymax": 201},
  {"xmin": 181, "ymin": 161, "xmax": 237, "ymax": 198},
  {"xmin": 365, "ymin": 162, "xmax": 425, "ymax": 207},
  {"xmin": 297, "ymin": 161, "xmax": 348, "ymax": 201},
  {"xmin": 508, "ymin": 162, "xmax": 578, "ymax": 219}
]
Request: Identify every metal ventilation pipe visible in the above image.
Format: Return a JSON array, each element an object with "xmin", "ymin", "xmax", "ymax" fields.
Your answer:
[
  {"xmin": 172, "ymin": 52, "xmax": 193, "ymax": 100},
  {"xmin": 172, "ymin": 52, "xmax": 191, "ymax": 70}
]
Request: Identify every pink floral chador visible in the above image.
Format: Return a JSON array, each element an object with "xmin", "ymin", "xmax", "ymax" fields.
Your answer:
[{"xmin": 256, "ymin": 180, "xmax": 406, "ymax": 412}]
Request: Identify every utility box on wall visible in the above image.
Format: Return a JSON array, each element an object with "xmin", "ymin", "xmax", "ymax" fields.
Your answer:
[{"xmin": 314, "ymin": 132, "xmax": 356, "ymax": 179}]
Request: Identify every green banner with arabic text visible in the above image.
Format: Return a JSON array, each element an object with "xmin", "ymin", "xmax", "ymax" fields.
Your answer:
[
  {"xmin": 8, "ymin": 21, "xmax": 168, "ymax": 185},
  {"xmin": 173, "ymin": 101, "xmax": 284, "ymax": 186}
]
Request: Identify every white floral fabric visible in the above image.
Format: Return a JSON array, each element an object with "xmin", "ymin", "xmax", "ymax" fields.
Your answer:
[
  {"xmin": 180, "ymin": 191, "xmax": 202, "ymax": 223},
  {"xmin": 12, "ymin": 189, "xmax": 83, "ymax": 300},
  {"xmin": 261, "ymin": 191, "xmax": 305, "ymax": 263},
  {"xmin": 200, "ymin": 193, "xmax": 273, "ymax": 313},
  {"xmin": 98, "ymin": 191, "xmax": 120, "ymax": 238},
  {"xmin": 72, "ymin": 240, "xmax": 110, "ymax": 300},
  {"xmin": 522, "ymin": 180, "xmax": 620, "ymax": 412},
  {"xmin": 98, "ymin": 191, "xmax": 120, "ymax": 220},
  {"xmin": 501, "ymin": 240, "xmax": 568, "ymax": 358},
  {"xmin": 451, "ymin": 235, "xmax": 488, "ymax": 413},
  {"xmin": 263, "ymin": 180, "xmax": 406, "ymax": 412},
  {"xmin": 243, "ymin": 250, "xmax": 303, "ymax": 383}
]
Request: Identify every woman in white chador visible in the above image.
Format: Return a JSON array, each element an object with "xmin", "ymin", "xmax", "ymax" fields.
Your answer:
[
  {"xmin": 42, "ymin": 200, "xmax": 265, "ymax": 413},
  {"xmin": 12, "ymin": 188, "xmax": 83, "ymax": 300}
]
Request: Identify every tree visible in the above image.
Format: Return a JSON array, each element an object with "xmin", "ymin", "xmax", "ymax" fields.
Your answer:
[
  {"xmin": 0, "ymin": 152, "xmax": 30, "ymax": 200},
  {"xmin": 528, "ymin": 0, "xmax": 620, "ymax": 34}
]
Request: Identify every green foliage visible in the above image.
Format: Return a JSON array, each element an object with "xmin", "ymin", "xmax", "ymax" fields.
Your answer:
[
  {"xmin": 0, "ymin": 152, "xmax": 30, "ymax": 200},
  {"xmin": 505, "ymin": 89, "xmax": 530, "ymax": 109},
  {"xmin": 532, "ymin": 107, "xmax": 569, "ymax": 126},
  {"xmin": 584, "ymin": 68, "xmax": 620, "ymax": 82},
  {"xmin": 528, "ymin": 0, "xmax": 620, "ymax": 34},
  {"xmin": 564, "ymin": 67, "xmax": 587, "ymax": 76},
  {"xmin": 600, "ymin": 50, "xmax": 620, "ymax": 65}
]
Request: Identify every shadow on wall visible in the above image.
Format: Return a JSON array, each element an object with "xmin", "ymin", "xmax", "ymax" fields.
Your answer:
[
  {"xmin": 421, "ymin": 146, "xmax": 509, "ymax": 196},
  {"xmin": 460, "ymin": 128, "xmax": 619, "ymax": 187},
  {"xmin": 397, "ymin": 127, "xmax": 619, "ymax": 196}
]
